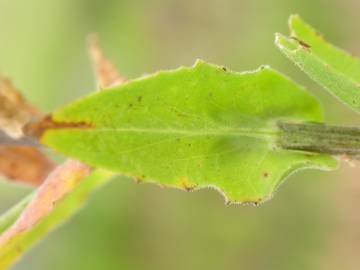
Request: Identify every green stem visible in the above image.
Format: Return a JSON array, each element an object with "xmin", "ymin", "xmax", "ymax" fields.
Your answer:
[{"xmin": 277, "ymin": 122, "xmax": 360, "ymax": 158}]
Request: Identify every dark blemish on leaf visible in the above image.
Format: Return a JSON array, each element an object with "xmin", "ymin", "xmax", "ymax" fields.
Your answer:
[
  {"xmin": 179, "ymin": 177, "xmax": 196, "ymax": 191},
  {"xmin": 263, "ymin": 172, "xmax": 269, "ymax": 178},
  {"xmin": 134, "ymin": 174, "xmax": 146, "ymax": 184},
  {"xmin": 134, "ymin": 177, "xmax": 143, "ymax": 184},
  {"xmin": 188, "ymin": 143, "xmax": 192, "ymax": 147},
  {"xmin": 315, "ymin": 31, "xmax": 324, "ymax": 38},
  {"xmin": 228, "ymin": 198, "xmax": 262, "ymax": 206},
  {"xmin": 137, "ymin": 96, "xmax": 142, "ymax": 102},
  {"xmin": 128, "ymin": 103, "xmax": 133, "ymax": 108},
  {"xmin": 291, "ymin": 37, "xmax": 311, "ymax": 49},
  {"xmin": 177, "ymin": 112, "xmax": 187, "ymax": 117},
  {"xmin": 243, "ymin": 198, "xmax": 262, "ymax": 206},
  {"xmin": 222, "ymin": 67, "xmax": 227, "ymax": 72},
  {"xmin": 23, "ymin": 115, "xmax": 94, "ymax": 139}
]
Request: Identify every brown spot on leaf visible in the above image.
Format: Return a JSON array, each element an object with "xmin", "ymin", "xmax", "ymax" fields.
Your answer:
[
  {"xmin": 134, "ymin": 175, "xmax": 145, "ymax": 184},
  {"xmin": 134, "ymin": 178, "xmax": 143, "ymax": 184},
  {"xmin": 291, "ymin": 37, "xmax": 311, "ymax": 49},
  {"xmin": 227, "ymin": 198, "xmax": 263, "ymax": 206},
  {"xmin": 23, "ymin": 115, "xmax": 93, "ymax": 139},
  {"xmin": 176, "ymin": 112, "xmax": 187, "ymax": 118},
  {"xmin": 179, "ymin": 177, "xmax": 196, "ymax": 191},
  {"xmin": 263, "ymin": 172, "xmax": 269, "ymax": 179}
]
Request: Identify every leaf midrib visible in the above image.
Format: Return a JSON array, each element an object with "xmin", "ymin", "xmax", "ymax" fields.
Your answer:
[{"xmin": 75, "ymin": 127, "xmax": 278, "ymax": 139}]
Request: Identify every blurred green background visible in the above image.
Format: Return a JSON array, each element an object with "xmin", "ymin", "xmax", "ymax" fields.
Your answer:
[{"xmin": 1, "ymin": 0, "xmax": 360, "ymax": 269}]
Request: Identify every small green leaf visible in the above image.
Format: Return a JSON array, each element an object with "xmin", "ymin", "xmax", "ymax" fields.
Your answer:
[
  {"xmin": 37, "ymin": 61, "xmax": 336, "ymax": 204},
  {"xmin": 275, "ymin": 14, "xmax": 360, "ymax": 113}
]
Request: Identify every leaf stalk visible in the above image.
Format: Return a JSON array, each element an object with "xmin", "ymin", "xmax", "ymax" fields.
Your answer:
[{"xmin": 278, "ymin": 122, "xmax": 360, "ymax": 158}]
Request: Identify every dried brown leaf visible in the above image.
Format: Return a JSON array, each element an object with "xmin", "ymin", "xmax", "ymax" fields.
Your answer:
[
  {"xmin": 0, "ymin": 145, "xmax": 55, "ymax": 186},
  {"xmin": 0, "ymin": 37, "xmax": 126, "ymax": 268},
  {"xmin": 88, "ymin": 34, "xmax": 126, "ymax": 89},
  {"xmin": 0, "ymin": 77, "xmax": 39, "ymax": 139},
  {"xmin": 0, "ymin": 77, "xmax": 55, "ymax": 186}
]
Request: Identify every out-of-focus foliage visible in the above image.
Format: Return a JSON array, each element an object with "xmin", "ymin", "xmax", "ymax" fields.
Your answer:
[{"xmin": 0, "ymin": 0, "xmax": 359, "ymax": 270}]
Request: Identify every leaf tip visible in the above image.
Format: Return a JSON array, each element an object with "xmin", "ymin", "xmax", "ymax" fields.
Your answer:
[
  {"xmin": 274, "ymin": 33, "xmax": 299, "ymax": 52},
  {"xmin": 274, "ymin": 33, "xmax": 287, "ymax": 49},
  {"xmin": 288, "ymin": 14, "xmax": 301, "ymax": 28},
  {"xmin": 288, "ymin": 14, "xmax": 317, "ymax": 40}
]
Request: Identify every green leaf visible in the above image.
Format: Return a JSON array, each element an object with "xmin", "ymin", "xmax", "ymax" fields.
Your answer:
[
  {"xmin": 0, "ymin": 168, "xmax": 113, "ymax": 269},
  {"xmin": 275, "ymin": 14, "xmax": 360, "ymax": 113},
  {"xmin": 37, "ymin": 61, "xmax": 336, "ymax": 204}
]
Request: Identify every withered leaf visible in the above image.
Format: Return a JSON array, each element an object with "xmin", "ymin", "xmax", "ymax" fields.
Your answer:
[
  {"xmin": 0, "ymin": 77, "xmax": 54, "ymax": 186},
  {"xmin": 0, "ymin": 145, "xmax": 55, "ymax": 186},
  {"xmin": 88, "ymin": 34, "xmax": 126, "ymax": 89},
  {"xmin": 0, "ymin": 77, "xmax": 39, "ymax": 139},
  {"xmin": 0, "ymin": 37, "xmax": 125, "ymax": 268}
]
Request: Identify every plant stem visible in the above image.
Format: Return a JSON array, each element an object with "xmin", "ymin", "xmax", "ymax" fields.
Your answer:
[{"xmin": 277, "ymin": 122, "xmax": 360, "ymax": 158}]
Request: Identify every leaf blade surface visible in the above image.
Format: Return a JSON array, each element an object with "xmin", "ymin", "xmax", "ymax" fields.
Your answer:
[{"xmin": 39, "ymin": 61, "xmax": 336, "ymax": 203}]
